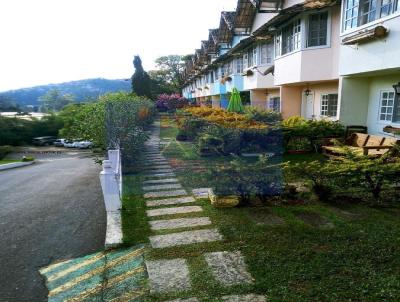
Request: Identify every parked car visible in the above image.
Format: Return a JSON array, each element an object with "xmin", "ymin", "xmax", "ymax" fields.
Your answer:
[
  {"xmin": 32, "ymin": 136, "xmax": 57, "ymax": 146},
  {"xmin": 73, "ymin": 141, "xmax": 93, "ymax": 149},
  {"xmin": 63, "ymin": 140, "xmax": 76, "ymax": 148},
  {"xmin": 53, "ymin": 139, "xmax": 67, "ymax": 147}
]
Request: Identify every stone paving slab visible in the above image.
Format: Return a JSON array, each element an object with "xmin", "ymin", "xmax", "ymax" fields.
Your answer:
[
  {"xmin": 221, "ymin": 295, "xmax": 266, "ymax": 302},
  {"xmin": 143, "ymin": 161, "xmax": 169, "ymax": 166},
  {"xmin": 150, "ymin": 229, "xmax": 223, "ymax": 248},
  {"xmin": 192, "ymin": 188, "xmax": 211, "ymax": 199},
  {"xmin": 147, "ymin": 205, "xmax": 203, "ymax": 217},
  {"xmin": 204, "ymin": 251, "xmax": 254, "ymax": 285},
  {"xmin": 145, "ymin": 172, "xmax": 176, "ymax": 178},
  {"xmin": 149, "ymin": 217, "xmax": 212, "ymax": 230},
  {"xmin": 146, "ymin": 168, "xmax": 174, "ymax": 174},
  {"xmin": 142, "ymin": 178, "xmax": 179, "ymax": 185},
  {"xmin": 144, "ymin": 189, "xmax": 187, "ymax": 199},
  {"xmin": 142, "ymin": 183, "xmax": 182, "ymax": 191},
  {"xmin": 165, "ymin": 299, "xmax": 199, "ymax": 302},
  {"xmin": 144, "ymin": 165, "xmax": 172, "ymax": 170},
  {"xmin": 146, "ymin": 259, "xmax": 191, "ymax": 293},
  {"xmin": 146, "ymin": 196, "xmax": 196, "ymax": 207}
]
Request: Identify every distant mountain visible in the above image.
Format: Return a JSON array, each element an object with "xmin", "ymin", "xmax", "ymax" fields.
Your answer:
[{"xmin": 0, "ymin": 78, "xmax": 131, "ymax": 108}]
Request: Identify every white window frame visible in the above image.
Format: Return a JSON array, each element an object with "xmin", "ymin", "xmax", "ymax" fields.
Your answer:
[
  {"xmin": 268, "ymin": 96, "xmax": 281, "ymax": 112},
  {"xmin": 343, "ymin": 0, "xmax": 400, "ymax": 31},
  {"xmin": 243, "ymin": 53, "xmax": 249, "ymax": 70},
  {"xmin": 235, "ymin": 57, "xmax": 243, "ymax": 74},
  {"xmin": 307, "ymin": 11, "xmax": 330, "ymax": 48},
  {"xmin": 277, "ymin": 18, "xmax": 302, "ymax": 56},
  {"xmin": 378, "ymin": 90, "xmax": 396, "ymax": 122},
  {"xmin": 260, "ymin": 41, "xmax": 275, "ymax": 65},
  {"xmin": 321, "ymin": 94, "xmax": 339, "ymax": 117}
]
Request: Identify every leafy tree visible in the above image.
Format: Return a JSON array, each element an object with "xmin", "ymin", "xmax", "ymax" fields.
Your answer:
[
  {"xmin": 58, "ymin": 92, "xmax": 155, "ymax": 151},
  {"xmin": 131, "ymin": 56, "xmax": 152, "ymax": 99},
  {"xmin": 150, "ymin": 55, "xmax": 186, "ymax": 93},
  {"xmin": 38, "ymin": 89, "xmax": 75, "ymax": 112},
  {"xmin": 0, "ymin": 95, "xmax": 20, "ymax": 112},
  {"xmin": 0, "ymin": 115, "xmax": 63, "ymax": 145}
]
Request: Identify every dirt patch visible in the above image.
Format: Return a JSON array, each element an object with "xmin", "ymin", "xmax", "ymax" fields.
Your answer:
[
  {"xmin": 296, "ymin": 212, "xmax": 334, "ymax": 229},
  {"xmin": 246, "ymin": 208, "xmax": 285, "ymax": 226}
]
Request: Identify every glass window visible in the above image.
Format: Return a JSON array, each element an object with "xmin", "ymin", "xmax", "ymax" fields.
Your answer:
[
  {"xmin": 260, "ymin": 41, "xmax": 274, "ymax": 64},
  {"xmin": 253, "ymin": 47, "xmax": 259, "ymax": 66},
  {"xmin": 268, "ymin": 97, "xmax": 281, "ymax": 112},
  {"xmin": 243, "ymin": 53, "xmax": 249, "ymax": 70},
  {"xmin": 281, "ymin": 19, "xmax": 301, "ymax": 55},
  {"xmin": 344, "ymin": 0, "xmax": 399, "ymax": 30},
  {"xmin": 379, "ymin": 91, "xmax": 395, "ymax": 121},
  {"xmin": 248, "ymin": 49, "xmax": 254, "ymax": 66},
  {"xmin": 321, "ymin": 94, "xmax": 338, "ymax": 117},
  {"xmin": 308, "ymin": 12, "xmax": 328, "ymax": 47},
  {"xmin": 275, "ymin": 34, "xmax": 282, "ymax": 57},
  {"xmin": 235, "ymin": 57, "xmax": 243, "ymax": 73}
]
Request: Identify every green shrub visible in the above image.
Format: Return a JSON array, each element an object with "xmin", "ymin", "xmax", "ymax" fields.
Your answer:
[
  {"xmin": 244, "ymin": 106, "xmax": 282, "ymax": 124},
  {"xmin": 284, "ymin": 148, "xmax": 400, "ymax": 202},
  {"xmin": 22, "ymin": 156, "xmax": 34, "ymax": 162},
  {"xmin": 210, "ymin": 155, "xmax": 283, "ymax": 205},
  {"xmin": 0, "ymin": 145, "xmax": 13, "ymax": 160}
]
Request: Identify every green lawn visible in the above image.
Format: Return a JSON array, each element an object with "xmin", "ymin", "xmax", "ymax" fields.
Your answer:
[
  {"xmin": 121, "ymin": 115, "xmax": 400, "ymax": 301},
  {"xmin": 0, "ymin": 159, "xmax": 20, "ymax": 165}
]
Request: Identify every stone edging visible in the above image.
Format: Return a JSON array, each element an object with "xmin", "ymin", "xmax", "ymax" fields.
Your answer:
[{"xmin": 0, "ymin": 161, "xmax": 35, "ymax": 171}]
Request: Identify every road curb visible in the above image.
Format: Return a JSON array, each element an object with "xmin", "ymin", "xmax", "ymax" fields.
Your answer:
[
  {"xmin": 0, "ymin": 161, "xmax": 35, "ymax": 171},
  {"xmin": 105, "ymin": 211, "xmax": 123, "ymax": 249}
]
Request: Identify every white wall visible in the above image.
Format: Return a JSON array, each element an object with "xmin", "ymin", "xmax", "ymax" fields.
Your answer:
[
  {"xmin": 340, "ymin": 14, "xmax": 400, "ymax": 76},
  {"xmin": 366, "ymin": 74, "xmax": 400, "ymax": 135},
  {"xmin": 274, "ymin": 6, "xmax": 341, "ymax": 86}
]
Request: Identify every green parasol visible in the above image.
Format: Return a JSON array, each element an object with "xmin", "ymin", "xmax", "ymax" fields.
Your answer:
[{"xmin": 227, "ymin": 88, "xmax": 244, "ymax": 113}]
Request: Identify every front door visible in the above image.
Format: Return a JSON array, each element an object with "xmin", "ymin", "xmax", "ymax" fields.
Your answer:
[{"xmin": 302, "ymin": 93, "xmax": 314, "ymax": 119}]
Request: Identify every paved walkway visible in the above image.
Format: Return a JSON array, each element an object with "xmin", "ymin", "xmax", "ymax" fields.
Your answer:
[{"xmin": 142, "ymin": 123, "xmax": 266, "ymax": 301}]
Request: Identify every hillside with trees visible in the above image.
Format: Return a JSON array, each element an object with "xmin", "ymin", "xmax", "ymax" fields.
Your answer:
[{"xmin": 0, "ymin": 78, "xmax": 131, "ymax": 110}]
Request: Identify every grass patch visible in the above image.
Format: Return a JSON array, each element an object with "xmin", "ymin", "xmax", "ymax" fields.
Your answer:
[
  {"xmin": 123, "ymin": 115, "xmax": 400, "ymax": 301},
  {"xmin": 0, "ymin": 159, "xmax": 20, "ymax": 165}
]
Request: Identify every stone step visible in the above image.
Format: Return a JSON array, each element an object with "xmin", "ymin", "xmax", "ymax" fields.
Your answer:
[
  {"xmin": 204, "ymin": 251, "xmax": 254, "ymax": 286},
  {"xmin": 221, "ymin": 295, "xmax": 266, "ymax": 302},
  {"xmin": 149, "ymin": 229, "xmax": 223, "ymax": 249},
  {"xmin": 146, "ymin": 196, "xmax": 196, "ymax": 207},
  {"xmin": 146, "ymin": 205, "xmax": 202, "ymax": 217},
  {"xmin": 143, "ymin": 165, "xmax": 172, "ymax": 170},
  {"xmin": 165, "ymin": 299, "xmax": 199, "ymax": 302},
  {"xmin": 144, "ymin": 172, "xmax": 176, "ymax": 178},
  {"xmin": 144, "ymin": 189, "xmax": 187, "ymax": 199},
  {"xmin": 146, "ymin": 259, "xmax": 191, "ymax": 293},
  {"xmin": 145, "ymin": 168, "xmax": 174, "ymax": 174},
  {"xmin": 192, "ymin": 188, "xmax": 211, "ymax": 199},
  {"xmin": 149, "ymin": 217, "xmax": 212, "ymax": 231},
  {"xmin": 142, "ymin": 183, "xmax": 182, "ymax": 191},
  {"xmin": 142, "ymin": 178, "xmax": 179, "ymax": 185}
]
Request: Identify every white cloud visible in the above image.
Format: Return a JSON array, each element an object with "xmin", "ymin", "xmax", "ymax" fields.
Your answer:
[{"xmin": 0, "ymin": 0, "xmax": 237, "ymax": 91}]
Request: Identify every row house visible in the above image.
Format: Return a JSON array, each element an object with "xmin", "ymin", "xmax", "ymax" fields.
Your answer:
[
  {"xmin": 338, "ymin": 0, "xmax": 400, "ymax": 135},
  {"xmin": 182, "ymin": 0, "xmax": 400, "ymax": 136}
]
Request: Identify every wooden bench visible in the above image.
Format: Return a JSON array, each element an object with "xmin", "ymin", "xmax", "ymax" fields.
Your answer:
[{"xmin": 322, "ymin": 133, "xmax": 399, "ymax": 157}]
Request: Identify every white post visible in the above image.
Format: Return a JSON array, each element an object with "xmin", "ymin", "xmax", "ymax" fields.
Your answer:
[{"xmin": 100, "ymin": 159, "xmax": 121, "ymax": 212}]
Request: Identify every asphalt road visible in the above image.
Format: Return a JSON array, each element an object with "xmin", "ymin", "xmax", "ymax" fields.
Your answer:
[{"xmin": 0, "ymin": 153, "xmax": 106, "ymax": 301}]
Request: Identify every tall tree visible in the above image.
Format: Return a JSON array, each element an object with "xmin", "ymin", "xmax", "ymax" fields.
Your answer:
[
  {"xmin": 38, "ymin": 89, "xmax": 74, "ymax": 112},
  {"xmin": 131, "ymin": 56, "xmax": 152, "ymax": 99},
  {"xmin": 149, "ymin": 55, "xmax": 186, "ymax": 93}
]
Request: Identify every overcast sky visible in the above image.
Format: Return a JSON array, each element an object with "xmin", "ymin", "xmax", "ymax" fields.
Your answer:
[{"xmin": 0, "ymin": 0, "xmax": 237, "ymax": 92}]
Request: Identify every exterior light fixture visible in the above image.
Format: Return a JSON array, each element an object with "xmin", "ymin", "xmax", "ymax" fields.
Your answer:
[
  {"xmin": 305, "ymin": 88, "xmax": 311, "ymax": 96},
  {"xmin": 393, "ymin": 82, "xmax": 400, "ymax": 95}
]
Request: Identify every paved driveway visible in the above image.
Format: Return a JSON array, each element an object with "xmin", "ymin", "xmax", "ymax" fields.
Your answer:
[{"xmin": 0, "ymin": 153, "xmax": 106, "ymax": 301}]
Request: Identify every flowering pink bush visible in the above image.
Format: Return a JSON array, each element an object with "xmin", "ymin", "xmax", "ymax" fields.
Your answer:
[{"xmin": 156, "ymin": 93, "xmax": 188, "ymax": 111}]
